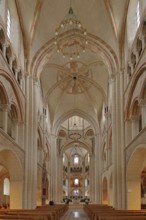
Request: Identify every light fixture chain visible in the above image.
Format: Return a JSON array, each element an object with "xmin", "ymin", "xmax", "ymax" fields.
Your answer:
[{"xmin": 54, "ymin": 0, "xmax": 87, "ymax": 60}]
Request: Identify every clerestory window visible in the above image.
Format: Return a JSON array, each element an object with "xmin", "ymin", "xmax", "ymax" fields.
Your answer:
[
  {"xmin": 136, "ymin": 1, "xmax": 140, "ymax": 28},
  {"xmin": 7, "ymin": 9, "xmax": 11, "ymax": 39}
]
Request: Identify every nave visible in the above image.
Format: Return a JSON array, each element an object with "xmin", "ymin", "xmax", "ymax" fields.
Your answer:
[
  {"xmin": 1, "ymin": 0, "xmax": 146, "ymax": 211},
  {"xmin": 61, "ymin": 205, "xmax": 89, "ymax": 220}
]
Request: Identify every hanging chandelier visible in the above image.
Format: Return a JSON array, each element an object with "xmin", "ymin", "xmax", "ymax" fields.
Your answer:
[{"xmin": 54, "ymin": 0, "xmax": 88, "ymax": 60}]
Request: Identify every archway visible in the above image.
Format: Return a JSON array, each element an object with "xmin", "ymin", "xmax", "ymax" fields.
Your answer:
[
  {"xmin": 57, "ymin": 115, "xmax": 92, "ymax": 203},
  {"xmin": 0, "ymin": 165, "xmax": 10, "ymax": 208},
  {"xmin": 127, "ymin": 147, "xmax": 146, "ymax": 210},
  {"xmin": 102, "ymin": 177, "xmax": 108, "ymax": 204},
  {"xmin": 0, "ymin": 150, "xmax": 23, "ymax": 208}
]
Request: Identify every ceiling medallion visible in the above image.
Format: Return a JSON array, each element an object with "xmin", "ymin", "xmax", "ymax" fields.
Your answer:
[
  {"xmin": 69, "ymin": 130, "xmax": 82, "ymax": 141},
  {"xmin": 58, "ymin": 61, "xmax": 93, "ymax": 94},
  {"xmin": 54, "ymin": 0, "xmax": 88, "ymax": 60}
]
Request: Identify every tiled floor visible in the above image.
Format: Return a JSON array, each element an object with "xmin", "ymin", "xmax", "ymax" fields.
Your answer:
[{"xmin": 61, "ymin": 205, "xmax": 89, "ymax": 220}]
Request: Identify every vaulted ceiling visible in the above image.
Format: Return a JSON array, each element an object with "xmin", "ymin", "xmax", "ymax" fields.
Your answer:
[{"xmin": 16, "ymin": 0, "xmax": 129, "ymax": 129}]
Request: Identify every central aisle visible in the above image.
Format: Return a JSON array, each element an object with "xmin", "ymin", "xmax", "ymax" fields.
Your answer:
[{"xmin": 61, "ymin": 204, "xmax": 89, "ymax": 220}]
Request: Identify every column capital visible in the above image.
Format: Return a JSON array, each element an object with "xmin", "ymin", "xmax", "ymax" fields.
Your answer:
[
  {"xmin": 109, "ymin": 74, "xmax": 117, "ymax": 84},
  {"xmin": 124, "ymin": 117, "xmax": 131, "ymax": 122},
  {"xmin": 5, "ymin": 41, "xmax": 10, "ymax": 48},
  {"xmin": 12, "ymin": 55, "xmax": 16, "ymax": 61},
  {"xmin": 15, "ymin": 66, "xmax": 21, "ymax": 74},
  {"xmin": 130, "ymin": 115, "xmax": 138, "ymax": 122},
  {"xmin": 0, "ymin": 104, "xmax": 10, "ymax": 111},
  {"xmin": 119, "ymin": 68, "xmax": 125, "ymax": 75},
  {"xmin": 139, "ymin": 98, "xmax": 146, "ymax": 107},
  {"xmin": 12, "ymin": 118, "xmax": 19, "ymax": 125}
]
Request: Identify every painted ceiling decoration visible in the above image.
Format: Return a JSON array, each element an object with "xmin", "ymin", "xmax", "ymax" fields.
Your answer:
[
  {"xmin": 57, "ymin": 61, "xmax": 93, "ymax": 94},
  {"xmin": 16, "ymin": 0, "xmax": 128, "ymax": 134}
]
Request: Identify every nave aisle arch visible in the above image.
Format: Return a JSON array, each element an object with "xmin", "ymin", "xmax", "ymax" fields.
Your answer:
[
  {"xmin": 0, "ymin": 69, "xmax": 25, "ymax": 123},
  {"xmin": 0, "ymin": 149, "xmax": 23, "ymax": 209},
  {"xmin": 127, "ymin": 145, "xmax": 146, "ymax": 210},
  {"xmin": 125, "ymin": 64, "xmax": 146, "ymax": 120}
]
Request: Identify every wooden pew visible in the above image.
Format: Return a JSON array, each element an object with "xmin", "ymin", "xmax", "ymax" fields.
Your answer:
[
  {"xmin": 36, "ymin": 204, "xmax": 68, "ymax": 219},
  {"xmin": 0, "ymin": 204, "xmax": 68, "ymax": 220},
  {"xmin": 94, "ymin": 210, "xmax": 146, "ymax": 220},
  {"xmin": 96, "ymin": 212, "xmax": 146, "ymax": 220},
  {"xmin": 0, "ymin": 214, "xmax": 43, "ymax": 220},
  {"xmin": 83, "ymin": 204, "xmax": 146, "ymax": 220},
  {"xmin": 83, "ymin": 204, "xmax": 114, "ymax": 220},
  {"xmin": 98, "ymin": 216, "xmax": 146, "ymax": 220},
  {"xmin": 0, "ymin": 209, "xmax": 54, "ymax": 220}
]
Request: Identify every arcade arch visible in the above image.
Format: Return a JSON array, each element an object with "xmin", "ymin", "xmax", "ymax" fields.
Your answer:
[
  {"xmin": 0, "ymin": 149, "xmax": 23, "ymax": 208},
  {"xmin": 58, "ymin": 115, "xmax": 94, "ymax": 203},
  {"xmin": 127, "ymin": 146, "xmax": 146, "ymax": 210}
]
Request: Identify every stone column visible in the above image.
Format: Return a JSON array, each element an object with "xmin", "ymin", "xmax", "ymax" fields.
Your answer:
[
  {"xmin": 32, "ymin": 78, "xmax": 39, "ymax": 208},
  {"xmin": 94, "ymin": 134, "xmax": 100, "ymax": 203},
  {"xmin": 110, "ymin": 76, "xmax": 117, "ymax": 208},
  {"xmin": 12, "ymin": 119, "xmax": 18, "ymax": 142},
  {"xmin": 18, "ymin": 122, "xmax": 25, "ymax": 149},
  {"xmin": 57, "ymin": 154, "xmax": 63, "ymax": 203},
  {"xmin": 116, "ymin": 71, "xmax": 126, "ymax": 209},
  {"xmin": 50, "ymin": 135, "xmax": 57, "ymax": 202},
  {"xmin": 97, "ymin": 131, "xmax": 102, "ymax": 204},
  {"xmin": 1, "ymin": 104, "xmax": 9, "ymax": 133},
  {"xmin": 9, "ymin": 57, "xmax": 13, "ymax": 70},
  {"xmin": 82, "ymin": 175, "xmax": 85, "ymax": 198},
  {"xmin": 110, "ymin": 70, "xmax": 126, "ymax": 209},
  {"xmin": 20, "ymin": 76, "xmax": 23, "ymax": 90},
  {"xmin": 2, "ymin": 43, "xmax": 7, "ymax": 58},
  {"xmin": 141, "ymin": 35, "xmax": 146, "ymax": 50},
  {"xmin": 15, "ymin": 69, "xmax": 18, "ymax": 81},
  {"xmin": 68, "ymin": 162, "xmax": 70, "ymax": 197},
  {"xmin": 23, "ymin": 76, "xmax": 38, "ymax": 208},
  {"xmin": 131, "ymin": 118, "xmax": 136, "ymax": 139},
  {"xmin": 89, "ymin": 154, "xmax": 95, "ymax": 202},
  {"xmin": 141, "ymin": 105, "xmax": 146, "ymax": 128},
  {"xmin": 125, "ymin": 119, "xmax": 132, "ymax": 146}
]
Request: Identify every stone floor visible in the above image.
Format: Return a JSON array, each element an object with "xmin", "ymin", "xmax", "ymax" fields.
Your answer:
[{"xmin": 61, "ymin": 205, "xmax": 89, "ymax": 220}]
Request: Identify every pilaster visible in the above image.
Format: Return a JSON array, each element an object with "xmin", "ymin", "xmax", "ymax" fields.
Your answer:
[
  {"xmin": 50, "ymin": 134, "xmax": 57, "ymax": 202},
  {"xmin": 95, "ymin": 133, "xmax": 100, "ymax": 203},
  {"xmin": 125, "ymin": 119, "xmax": 132, "ymax": 146},
  {"xmin": 89, "ymin": 154, "xmax": 95, "ymax": 202},
  {"xmin": 1, "ymin": 104, "xmax": 9, "ymax": 133},
  {"xmin": 57, "ymin": 154, "xmax": 63, "ymax": 202},
  {"xmin": 23, "ymin": 75, "xmax": 39, "ymax": 208},
  {"xmin": 110, "ymin": 76, "xmax": 117, "ymax": 207},
  {"xmin": 111, "ymin": 70, "xmax": 126, "ymax": 209}
]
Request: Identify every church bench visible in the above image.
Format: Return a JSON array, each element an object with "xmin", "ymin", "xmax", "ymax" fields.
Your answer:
[
  {"xmin": 83, "ymin": 204, "xmax": 146, "ymax": 220},
  {"xmin": 83, "ymin": 204, "xmax": 114, "ymax": 220},
  {"xmin": 0, "ymin": 210, "xmax": 54, "ymax": 220},
  {"xmin": 0, "ymin": 217, "xmax": 33, "ymax": 220},
  {"xmin": 1, "ymin": 205, "xmax": 68, "ymax": 220},
  {"xmin": 98, "ymin": 216, "xmax": 146, "ymax": 220},
  {"xmin": 91, "ymin": 210, "xmax": 146, "ymax": 220},
  {"xmin": 35, "ymin": 204, "xmax": 68, "ymax": 219},
  {"xmin": 36, "ymin": 204, "xmax": 68, "ymax": 218},
  {"xmin": 93, "ymin": 210, "xmax": 146, "ymax": 220},
  {"xmin": 95, "ymin": 212, "xmax": 146, "ymax": 220},
  {"xmin": 0, "ymin": 215, "xmax": 41, "ymax": 220}
]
